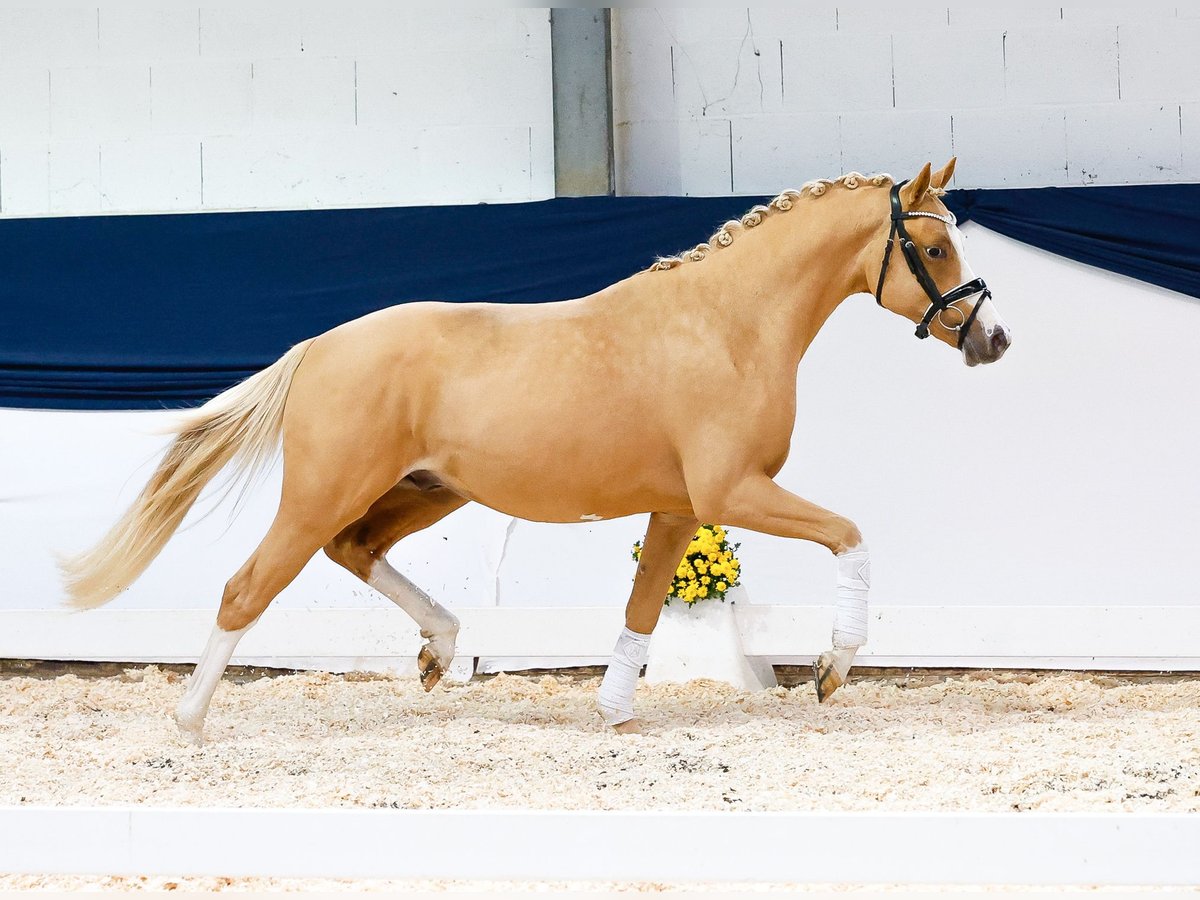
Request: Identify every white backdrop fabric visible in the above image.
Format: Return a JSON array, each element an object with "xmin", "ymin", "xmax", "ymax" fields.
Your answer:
[{"xmin": 4, "ymin": 224, "xmax": 1200, "ymax": 665}]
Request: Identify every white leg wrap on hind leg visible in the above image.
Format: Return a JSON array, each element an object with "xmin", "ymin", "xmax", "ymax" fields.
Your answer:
[
  {"xmin": 833, "ymin": 543, "xmax": 870, "ymax": 650},
  {"xmin": 175, "ymin": 622, "xmax": 251, "ymax": 740},
  {"xmin": 598, "ymin": 627, "xmax": 651, "ymax": 726}
]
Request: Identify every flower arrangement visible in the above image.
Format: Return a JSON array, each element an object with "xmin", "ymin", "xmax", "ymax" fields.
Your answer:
[{"xmin": 632, "ymin": 524, "xmax": 742, "ymax": 606}]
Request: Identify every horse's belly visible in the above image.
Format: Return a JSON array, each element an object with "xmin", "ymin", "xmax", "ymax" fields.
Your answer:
[{"xmin": 425, "ymin": 438, "xmax": 692, "ymax": 524}]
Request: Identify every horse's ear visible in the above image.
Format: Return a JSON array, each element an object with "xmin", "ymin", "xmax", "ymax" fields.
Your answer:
[
  {"xmin": 931, "ymin": 156, "xmax": 957, "ymax": 190},
  {"xmin": 900, "ymin": 162, "xmax": 932, "ymax": 206}
]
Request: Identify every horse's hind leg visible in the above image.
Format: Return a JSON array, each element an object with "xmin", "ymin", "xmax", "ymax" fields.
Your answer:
[
  {"xmin": 324, "ymin": 481, "xmax": 469, "ymax": 691},
  {"xmin": 174, "ymin": 468, "xmax": 402, "ymax": 744},
  {"xmin": 174, "ymin": 513, "xmax": 328, "ymax": 744}
]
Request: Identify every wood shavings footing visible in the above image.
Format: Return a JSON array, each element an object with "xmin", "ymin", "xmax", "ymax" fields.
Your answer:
[{"xmin": 2, "ymin": 669, "xmax": 1198, "ymax": 814}]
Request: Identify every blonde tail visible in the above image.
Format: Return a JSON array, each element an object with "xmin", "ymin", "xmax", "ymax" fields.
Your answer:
[{"xmin": 60, "ymin": 339, "xmax": 314, "ymax": 610}]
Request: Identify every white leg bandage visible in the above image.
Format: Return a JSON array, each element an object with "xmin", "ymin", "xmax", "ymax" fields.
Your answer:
[
  {"xmin": 833, "ymin": 543, "xmax": 870, "ymax": 650},
  {"xmin": 175, "ymin": 622, "xmax": 251, "ymax": 743},
  {"xmin": 598, "ymin": 627, "xmax": 651, "ymax": 726}
]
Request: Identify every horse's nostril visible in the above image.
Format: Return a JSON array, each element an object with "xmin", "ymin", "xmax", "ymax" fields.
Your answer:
[{"xmin": 990, "ymin": 328, "xmax": 1010, "ymax": 353}]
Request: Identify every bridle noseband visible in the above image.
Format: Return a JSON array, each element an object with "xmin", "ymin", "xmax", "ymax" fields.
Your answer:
[{"xmin": 874, "ymin": 180, "xmax": 990, "ymax": 348}]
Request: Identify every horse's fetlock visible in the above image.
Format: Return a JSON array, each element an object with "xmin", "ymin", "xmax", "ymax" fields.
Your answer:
[{"xmin": 836, "ymin": 519, "xmax": 863, "ymax": 555}]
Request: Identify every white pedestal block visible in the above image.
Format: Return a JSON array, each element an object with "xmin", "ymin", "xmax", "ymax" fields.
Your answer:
[{"xmin": 644, "ymin": 586, "xmax": 777, "ymax": 690}]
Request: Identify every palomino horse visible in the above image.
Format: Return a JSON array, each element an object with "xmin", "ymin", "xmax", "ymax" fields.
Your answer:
[{"xmin": 63, "ymin": 159, "xmax": 1011, "ymax": 742}]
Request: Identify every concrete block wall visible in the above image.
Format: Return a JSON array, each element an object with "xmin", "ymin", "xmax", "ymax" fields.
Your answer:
[
  {"xmin": 613, "ymin": 4, "xmax": 1200, "ymax": 193},
  {"xmin": 0, "ymin": 7, "xmax": 553, "ymax": 216}
]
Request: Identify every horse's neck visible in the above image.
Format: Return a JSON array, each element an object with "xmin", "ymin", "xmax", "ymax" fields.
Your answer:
[{"xmin": 670, "ymin": 193, "xmax": 877, "ymax": 367}]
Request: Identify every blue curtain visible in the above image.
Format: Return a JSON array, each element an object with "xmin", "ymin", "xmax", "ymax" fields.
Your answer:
[
  {"xmin": 943, "ymin": 184, "xmax": 1200, "ymax": 300},
  {"xmin": 2, "ymin": 185, "xmax": 1197, "ymax": 409}
]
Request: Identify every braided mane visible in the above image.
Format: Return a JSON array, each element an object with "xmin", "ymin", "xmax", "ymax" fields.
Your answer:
[{"xmin": 647, "ymin": 171, "xmax": 934, "ymax": 273}]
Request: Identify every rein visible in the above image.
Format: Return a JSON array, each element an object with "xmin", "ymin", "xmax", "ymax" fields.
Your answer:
[{"xmin": 874, "ymin": 180, "xmax": 990, "ymax": 348}]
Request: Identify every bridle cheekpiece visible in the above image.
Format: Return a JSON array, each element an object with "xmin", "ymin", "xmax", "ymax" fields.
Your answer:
[{"xmin": 874, "ymin": 179, "xmax": 990, "ymax": 348}]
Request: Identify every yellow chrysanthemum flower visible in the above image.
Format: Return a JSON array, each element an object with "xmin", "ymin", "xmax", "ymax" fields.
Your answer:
[{"xmin": 634, "ymin": 524, "xmax": 740, "ymax": 607}]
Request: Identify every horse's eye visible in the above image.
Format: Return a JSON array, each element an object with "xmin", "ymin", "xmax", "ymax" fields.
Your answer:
[{"xmin": 926, "ymin": 246, "xmax": 945, "ymax": 259}]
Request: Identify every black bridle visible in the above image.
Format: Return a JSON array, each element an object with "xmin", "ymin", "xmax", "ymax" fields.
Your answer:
[{"xmin": 874, "ymin": 180, "xmax": 990, "ymax": 348}]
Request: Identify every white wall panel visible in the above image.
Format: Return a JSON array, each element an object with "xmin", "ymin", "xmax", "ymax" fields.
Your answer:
[
  {"xmin": 0, "ymin": 7, "xmax": 553, "ymax": 216},
  {"xmin": 615, "ymin": 7, "xmax": 1196, "ymax": 193},
  {"xmin": 1118, "ymin": 21, "xmax": 1200, "ymax": 104},
  {"xmin": 892, "ymin": 29, "xmax": 1004, "ymax": 110},
  {"xmin": 1062, "ymin": 3, "xmax": 1180, "ymax": 24},
  {"xmin": 610, "ymin": 9, "xmax": 675, "ymax": 125},
  {"xmin": 0, "ymin": 67, "xmax": 49, "ymax": 139},
  {"xmin": 1183, "ymin": 103, "xmax": 1200, "ymax": 181},
  {"xmin": 50, "ymin": 65, "xmax": 151, "ymax": 141},
  {"xmin": 47, "ymin": 140, "xmax": 100, "ymax": 212},
  {"xmin": 1003, "ymin": 26, "xmax": 1120, "ymax": 106},
  {"xmin": 781, "ymin": 32, "xmax": 893, "ymax": 112},
  {"xmin": 0, "ymin": 8, "xmax": 98, "ymax": 65},
  {"xmin": 249, "ymin": 57, "xmax": 356, "ymax": 133},
  {"xmin": 99, "ymin": 137, "xmax": 202, "ymax": 212},
  {"xmin": 681, "ymin": 118, "xmax": 733, "ymax": 195},
  {"xmin": 356, "ymin": 48, "xmax": 552, "ymax": 130},
  {"xmin": 0, "ymin": 142, "xmax": 48, "ymax": 213},
  {"xmin": 951, "ymin": 108, "xmax": 1067, "ymax": 188},
  {"xmin": 385, "ymin": 8, "xmax": 547, "ymax": 52},
  {"xmin": 671, "ymin": 37, "xmax": 784, "ymax": 119},
  {"xmin": 200, "ymin": 132, "xmax": 418, "ymax": 210},
  {"xmin": 416, "ymin": 125, "xmax": 551, "ymax": 205},
  {"xmin": 947, "ymin": 5, "xmax": 1061, "ymax": 28},
  {"xmin": 616, "ymin": 118, "xmax": 736, "ymax": 197},
  {"xmin": 198, "ymin": 7, "xmax": 303, "ymax": 59},
  {"xmin": 834, "ymin": 5, "xmax": 948, "ymax": 32},
  {"xmin": 99, "ymin": 8, "xmax": 199, "ymax": 60},
  {"xmin": 838, "ymin": 109, "xmax": 952, "ymax": 178},
  {"xmin": 1066, "ymin": 102, "xmax": 1183, "ymax": 185},
  {"xmin": 295, "ymin": 8, "xmax": 548, "ymax": 58},
  {"xmin": 149, "ymin": 60, "xmax": 252, "ymax": 136},
  {"xmin": 731, "ymin": 114, "xmax": 840, "ymax": 195},
  {"xmin": 614, "ymin": 120, "xmax": 683, "ymax": 196}
]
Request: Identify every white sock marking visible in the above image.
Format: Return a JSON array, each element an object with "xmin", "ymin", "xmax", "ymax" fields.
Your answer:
[
  {"xmin": 175, "ymin": 622, "xmax": 251, "ymax": 739},
  {"xmin": 367, "ymin": 560, "xmax": 459, "ymax": 638}
]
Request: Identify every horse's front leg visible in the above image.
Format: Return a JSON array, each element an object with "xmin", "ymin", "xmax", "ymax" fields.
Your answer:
[
  {"xmin": 695, "ymin": 473, "xmax": 869, "ymax": 702},
  {"xmin": 598, "ymin": 511, "xmax": 698, "ymax": 733}
]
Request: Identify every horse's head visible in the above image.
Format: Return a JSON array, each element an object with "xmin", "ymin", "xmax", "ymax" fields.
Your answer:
[{"xmin": 870, "ymin": 159, "xmax": 1011, "ymax": 366}]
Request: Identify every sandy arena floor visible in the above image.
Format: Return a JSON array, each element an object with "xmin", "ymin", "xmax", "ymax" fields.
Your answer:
[
  {"xmin": 3, "ymin": 875, "xmax": 1199, "ymax": 893},
  {"xmin": 2, "ymin": 667, "xmax": 1199, "ymax": 813}
]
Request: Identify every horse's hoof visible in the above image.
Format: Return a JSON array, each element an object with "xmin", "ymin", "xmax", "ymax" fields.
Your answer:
[
  {"xmin": 813, "ymin": 648, "xmax": 858, "ymax": 703},
  {"xmin": 417, "ymin": 646, "xmax": 445, "ymax": 692},
  {"xmin": 173, "ymin": 710, "xmax": 205, "ymax": 746},
  {"xmin": 611, "ymin": 718, "xmax": 642, "ymax": 735},
  {"xmin": 813, "ymin": 653, "xmax": 844, "ymax": 703}
]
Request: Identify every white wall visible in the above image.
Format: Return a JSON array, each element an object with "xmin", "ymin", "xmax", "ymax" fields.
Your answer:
[
  {"xmin": 7, "ymin": 227, "xmax": 1200, "ymax": 648},
  {"xmin": 613, "ymin": 4, "xmax": 1200, "ymax": 193},
  {"xmin": 0, "ymin": 7, "xmax": 554, "ymax": 215}
]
